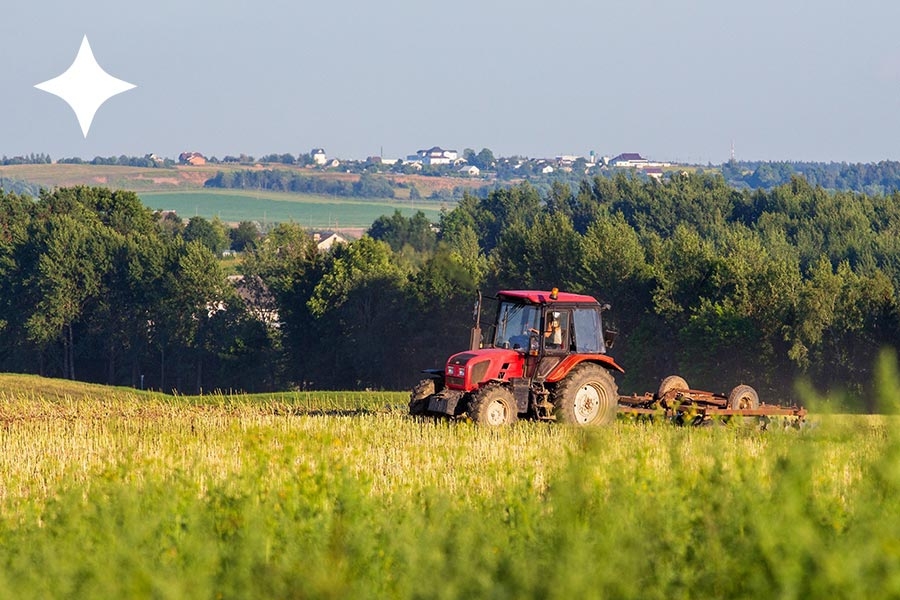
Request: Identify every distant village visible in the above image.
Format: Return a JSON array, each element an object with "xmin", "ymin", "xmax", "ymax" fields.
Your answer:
[
  {"xmin": 175, "ymin": 146, "xmax": 676, "ymax": 181},
  {"xmin": 2, "ymin": 146, "xmax": 681, "ymax": 183}
]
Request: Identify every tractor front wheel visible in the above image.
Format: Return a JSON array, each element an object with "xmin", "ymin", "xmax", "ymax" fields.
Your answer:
[
  {"xmin": 553, "ymin": 364, "xmax": 618, "ymax": 426},
  {"xmin": 468, "ymin": 385, "xmax": 518, "ymax": 427},
  {"xmin": 409, "ymin": 378, "xmax": 442, "ymax": 415}
]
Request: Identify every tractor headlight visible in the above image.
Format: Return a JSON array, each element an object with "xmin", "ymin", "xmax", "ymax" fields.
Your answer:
[{"xmin": 447, "ymin": 365, "xmax": 465, "ymax": 377}]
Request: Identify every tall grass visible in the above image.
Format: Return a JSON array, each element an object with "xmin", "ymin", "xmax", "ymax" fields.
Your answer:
[{"xmin": 0, "ymin": 362, "xmax": 898, "ymax": 597}]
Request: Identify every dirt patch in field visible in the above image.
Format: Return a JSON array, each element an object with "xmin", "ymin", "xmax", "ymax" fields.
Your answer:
[
  {"xmin": 387, "ymin": 173, "xmax": 490, "ymax": 193},
  {"xmin": 169, "ymin": 168, "xmax": 216, "ymax": 186},
  {"xmin": 133, "ymin": 173, "xmax": 200, "ymax": 186}
]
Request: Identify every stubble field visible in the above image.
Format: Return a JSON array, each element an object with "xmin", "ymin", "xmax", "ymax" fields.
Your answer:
[{"xmin": 0, "ymin": 367, "xmax": 899, "ymax": 599}]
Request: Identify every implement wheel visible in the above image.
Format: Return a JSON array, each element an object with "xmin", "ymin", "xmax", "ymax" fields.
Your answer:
[
  {"xmin": 552, "ymin": 364, "xmax": 618, "ymax": 426},
  {"xmin": 468, "ymin": 385, "xmax": 518, "ymax": 427},
  {"xmin": 658, "ymin": 375, "xmax": 689, "ymax": 398},
  {"xmin": 728, "ymin": 385, "xmax": 759, "ymax": 410}
]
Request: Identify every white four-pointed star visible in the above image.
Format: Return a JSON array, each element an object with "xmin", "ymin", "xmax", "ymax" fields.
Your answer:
[{"xmin": 35, "ymin": 35, "xmax": 136, "ymax": 137}]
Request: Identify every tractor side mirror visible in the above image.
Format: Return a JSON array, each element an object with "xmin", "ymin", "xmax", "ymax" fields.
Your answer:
[{"xmin": 604, "ymin": 329, "xmax": 618, "ymax": 349}]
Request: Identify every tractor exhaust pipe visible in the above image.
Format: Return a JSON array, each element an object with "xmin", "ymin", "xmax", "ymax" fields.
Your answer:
[{"xmin": 469, "ymin": 291, "xmax": 482, "ymax": 350}]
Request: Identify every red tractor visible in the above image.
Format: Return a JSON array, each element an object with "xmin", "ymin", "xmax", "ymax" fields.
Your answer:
[{"xmin": 410, "ymin": 288, "xmax": 623, "ymax": 426}]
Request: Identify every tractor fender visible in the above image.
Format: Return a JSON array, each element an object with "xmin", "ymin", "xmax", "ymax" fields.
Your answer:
[{"xmin": 544, "ymin": 354, "xmax": 624, "ymax": 383}]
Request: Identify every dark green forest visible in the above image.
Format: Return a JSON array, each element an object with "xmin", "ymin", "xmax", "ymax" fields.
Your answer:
[
  {"xmin": 204, "ymin": 169, "xmax": 397, "ymax": 198},
  {"xmin": 0, "ymin": 173, "xmax": 897, "ymax": 409}
]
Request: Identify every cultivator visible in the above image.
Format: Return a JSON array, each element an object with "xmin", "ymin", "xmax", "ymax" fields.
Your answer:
[{"xmin": 617, "ymin": 375, "xmax": 807, "ymax": 428}]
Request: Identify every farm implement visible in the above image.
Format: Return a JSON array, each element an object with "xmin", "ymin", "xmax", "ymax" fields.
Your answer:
[
  {"xmin": 410, "ymin": 288, "xmax": 806, "ymax": 427},
  {"xmin": 616, "ymin": 376, "xmax": 807, "ymax": 427}
]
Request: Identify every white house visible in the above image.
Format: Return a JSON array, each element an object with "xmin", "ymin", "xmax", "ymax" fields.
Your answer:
[
  {"xmin": 178, "ymin": 151, "xmax": 207, "ymax": 166},
  {"xmin": 458, "ymin": 165, "xmax": 480, "ymax": 176},
  {"xmin": 313, "ymin": 232, "xmax": 347, "ymax": 251},
  {"xmin": 311, "ymin": 148, "xmax": 327, "ymax": 165},
  {"xmin": 644, "ymin": 167, "xmax": 665, "ymax": 181},
  {"xmin": 610, "ymin": 153, "xmax": 672, "ymax": 169},
  {"xmin": 609, "ymin": 153, "xmax": 649, "ymax": 168},
  {"xmin": 227, "ymin": 275, "xmax": 280, "ymax": 327},
  {"xmin": 414, "ymin": 146, "xmax": 459, "ymax": 166}
]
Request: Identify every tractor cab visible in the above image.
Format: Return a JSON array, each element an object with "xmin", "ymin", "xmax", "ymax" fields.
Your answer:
[
  {"xmin": 489, "ymin": 289, "xmax": 611, "ymax": 355},
  {"xmin": 442, "ymin": 288, "xmax": 616, "ymax": 395}
]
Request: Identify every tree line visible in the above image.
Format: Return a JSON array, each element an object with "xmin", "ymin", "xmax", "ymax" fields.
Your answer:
[
  {"xmin": 0, "ymin": 187, "xmax": 273, "ymax": 392},
  {"xmin": 204, "ymin": 170, "xmax": 397, "ymax": 199},
  {"xmin": 1, "ymin": 153, "xmax": 51, "ymax": 166},
  {"xmin": 722, "ymin": 159, "xmax": 900, "ymax": 195},
  {"xmin": 0, "ymin": 177, "xmax": 41, "ymax": 197},
  {"xmin": 57, "ymin": 155, "xmax": 176, "ymax": 168},
  {"xmin": 0, "ymin": 173, "xmax": 898, "ymax": 408}
]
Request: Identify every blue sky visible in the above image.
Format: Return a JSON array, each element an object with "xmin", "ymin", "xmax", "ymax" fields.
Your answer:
[{"xmin": 3, "ymin": 0, "xmax": 900, "ymax": 163}]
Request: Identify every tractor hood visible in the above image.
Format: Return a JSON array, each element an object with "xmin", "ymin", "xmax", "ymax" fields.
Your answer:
[{"xmin": 444, "ymin": 348, "xmax": 526, "ymax": 392}]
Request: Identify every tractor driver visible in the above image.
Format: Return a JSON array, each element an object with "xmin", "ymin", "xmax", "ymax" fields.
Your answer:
[{"xmin": 545, "ymin": 312, "xmax": 563, "ymax": 348}]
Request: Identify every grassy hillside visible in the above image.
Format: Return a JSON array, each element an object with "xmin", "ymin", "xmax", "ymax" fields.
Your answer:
[
  {"xmin": 0, "ymin": 162, "xmax": 485, "ymax": 197},
  {"xmin": 0, "ymin": 373, "xmax": 406, "ymax": 411},
  {"xmin": 0, "ymin": 163, "xmax": 208, "ymax": 190},
  {"xmin": 0, "ymin": 373, "xmax": 155, "ymax": 401}
]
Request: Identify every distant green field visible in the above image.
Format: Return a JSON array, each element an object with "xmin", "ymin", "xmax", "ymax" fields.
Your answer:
[{"xmin": 139, "ymin": 189, "xmax": 446, "ymax": 228}]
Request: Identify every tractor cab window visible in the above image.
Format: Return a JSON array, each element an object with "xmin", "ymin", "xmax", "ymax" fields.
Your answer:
[
  {"xmin": 543, "ymin": 309, "xmax": 569, "ymax": 352},
  {"xmin": 572, "ymin": 308, "xmax": 605, "ymax": 354},
  {"xmin": 493, "ymin": 302, "xmax": 540, "ymax": 351}
]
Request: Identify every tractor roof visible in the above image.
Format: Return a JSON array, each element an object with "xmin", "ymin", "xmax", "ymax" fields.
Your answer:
[{"xmin": 498, "ymin": 290, "xmax": 600, "ymax": 305}]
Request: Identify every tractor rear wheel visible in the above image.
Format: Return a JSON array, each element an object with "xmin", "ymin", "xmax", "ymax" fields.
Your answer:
[
  {"xmin": 409, "ymin": 378, "xmax": 442, "ymax": 415},
  {"xmin": 552, "ymin": 364, "xmax": 618, "ymax": 426},
  {"xmin": 468, "ymin": 385, "xmax": 517, "ymax": 427}
]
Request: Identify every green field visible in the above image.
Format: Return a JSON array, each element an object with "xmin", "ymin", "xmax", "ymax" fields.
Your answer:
[
  {"xmin": 0, "ymin": 164, "xmax": 450, "ymax": 230},
  {"xmin": 0, "ymin": 366, "xmax": 899, "ymax": 598},
  {"xmin": 139, "ymin": 189, "xmax": 446, "ymax": 229}
]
